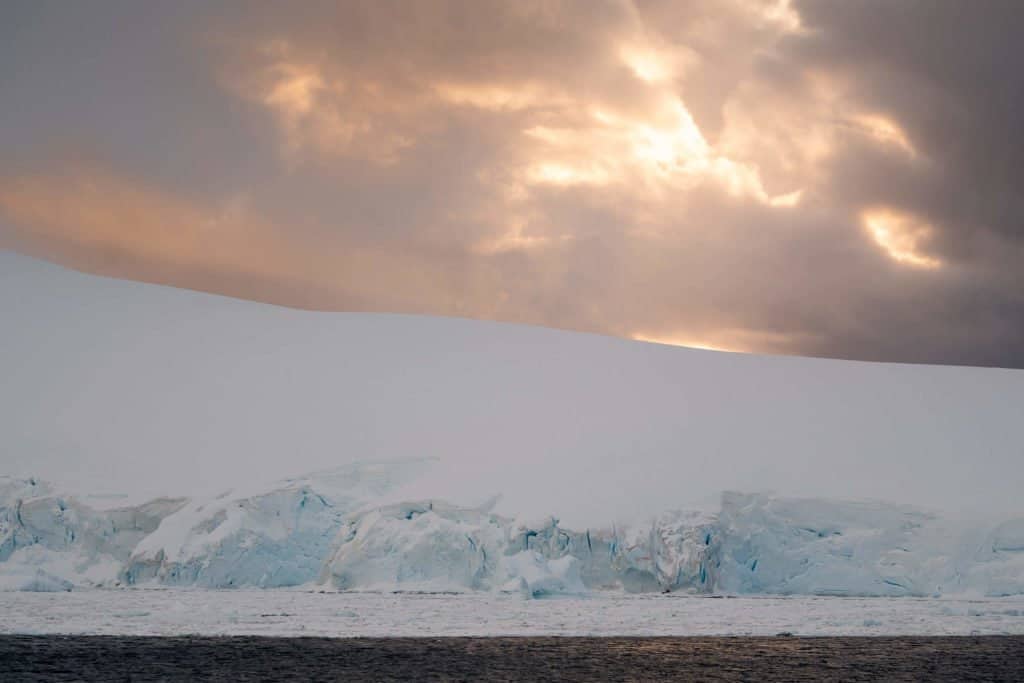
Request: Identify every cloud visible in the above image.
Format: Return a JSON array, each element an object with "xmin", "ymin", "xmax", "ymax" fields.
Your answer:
[
  {"xmin": 861, "ymin": 208, "xmax": 941, "ymax": 269},
  {"xmin": 0, "ymin": 167, "xmax": 497, "ymax": 316},
  {"xmin": 2, "ymin": 0, "xmax": 1022, "ymax": 367}
]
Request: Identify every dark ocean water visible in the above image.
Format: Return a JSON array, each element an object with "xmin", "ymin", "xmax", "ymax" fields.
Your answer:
[{"xmin": 2, "ymin": 635, "xmax": 1023, "ymax": 681}]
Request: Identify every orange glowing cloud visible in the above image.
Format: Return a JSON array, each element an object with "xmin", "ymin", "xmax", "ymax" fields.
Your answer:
[
  {"xmin": 631, "ymin": 333, "xmax": 740, "ymax": 353},
  {"xmin": 853, "ymin": 114, "xmax": 918, "ymax": 158},
  {"xmin": 631, "ymin": 327, "xmax": 806, "ymax": 356},
  {"xmin": 0, "ymin": 169, "xmax": 317, "ymax": 295},
  {"xmin": 862, "ymin": 209, "xmax": 942, "ymax": 269},
  {"xmin": 0, "ymin": 168, "xmax": 500, "ymax": 315}
]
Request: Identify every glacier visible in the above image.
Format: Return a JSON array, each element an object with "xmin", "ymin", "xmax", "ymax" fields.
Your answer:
[
  {"xmin": 6, "ymin": 251, "xmax": 1024, "ymax": 528},
  {"xmin": 3, "ymin": 470, "xmax": 1023, "ymax": 598},
  {"xmin": 3, "ymin": 254, "xmax": 1024, "ymax": 598}
]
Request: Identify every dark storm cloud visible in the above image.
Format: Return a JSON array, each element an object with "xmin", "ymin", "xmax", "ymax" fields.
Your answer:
[
  {"xmin": 772, "ymin": 0, "xmax": 1024, "ymax": 364},
  {"xmin": 789, "ymin": 0, "xmax": 1024, "ymax": 246},
  {"xmin": 0, "ymin": 0, "xmax": 1022, "ymax": 367}
]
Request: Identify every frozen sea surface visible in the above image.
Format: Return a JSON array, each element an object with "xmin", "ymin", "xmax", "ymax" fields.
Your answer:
[{"xmin": 3, "ymin": 590, "xmax": 1024, "ymax": 637}]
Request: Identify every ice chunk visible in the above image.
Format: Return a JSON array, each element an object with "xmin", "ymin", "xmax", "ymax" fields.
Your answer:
[
  {"xmin": 0, "ymin": 567, "xmax": 73, "ymax": 592},
  {"xmin": 322, "ymin": 501, "xmax": 504, "ymax": 592},
  {"xmin": 500, "ymin": 551, "xmax": 586, "ymax": 598}
]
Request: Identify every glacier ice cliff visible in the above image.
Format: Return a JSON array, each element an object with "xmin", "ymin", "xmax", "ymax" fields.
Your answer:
[
  {"xmin": 0, "ymin": 476, "xmax": 185, "ymax": 589},
  {"xmin": 120, "ymin": 461, "xmax": 431, "ymax": 588},
  {"xmin": 2, "ymin": 471, "xmax": 1023, "ymax": 597}
]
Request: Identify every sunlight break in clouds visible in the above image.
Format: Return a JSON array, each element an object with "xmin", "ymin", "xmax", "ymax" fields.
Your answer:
[
  {"xmin": 862, "ymin": 209, "xmax": 942, "ymax": 270},
  {"xmin": 519, "ymin": 91, "xmax": 801, "ymax": 207},
  {"xmin": 852, "ymin": 114, "xmax": 918, "ymax": 159},
  {"xmin": 630, "ymin": 327, "xmax": 807, "ymax": 355},
  {"xmin": 630, "ymin": 333, "xmax": 739, "ymax": 353},
  {"xmin": 617, "ymin": 41, "xmax": 697, "ymax": 84}
]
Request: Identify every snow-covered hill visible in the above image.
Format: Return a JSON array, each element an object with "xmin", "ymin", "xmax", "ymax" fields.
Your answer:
[
  {"xmin": 2, "ymin": 251, "xmax": 1024, "ymax": 595},
  {"xmin": 4, "ymin": 252, "xmax": 1024, "ymax": 525}
]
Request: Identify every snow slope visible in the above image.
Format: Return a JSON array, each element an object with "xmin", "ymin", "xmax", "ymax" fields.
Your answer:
[
  {"xmin": 2, "ymin": 252, "xmax": 1024, "ymax": 595},
  {"xmin": 4, "ymin": 251, "xmax": 1024, "ymax": 526}
]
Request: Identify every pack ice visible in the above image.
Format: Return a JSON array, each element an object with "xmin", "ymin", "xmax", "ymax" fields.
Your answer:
[{"xmin": 3, "ymin": 470, "xmax": 1023, "ymax": 597}]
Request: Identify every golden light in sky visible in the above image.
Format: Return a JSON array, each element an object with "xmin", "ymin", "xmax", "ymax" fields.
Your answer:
[
  {"xmin": 854, "ymin": 115, "xmax": 918, "ymax": 158},
  {"xmin": 617, "ymin": 43, "xmax": 692, "ymax": 84},
  {"xmin": 862, "ymin": 209, "xmax": 942, "ymax": 269},
  {"xmin": 630, "ymin": 333, "xmax": 739, "ymax": 354}
]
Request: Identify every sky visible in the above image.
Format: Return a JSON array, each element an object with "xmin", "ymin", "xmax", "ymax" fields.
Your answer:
[
  {"xmin": 2, "ymin": 0, "xmax": 1023, "ymax": 367},
  {"xmin": 4, "ymin": 251, "xmax": 1024, "ymax": 523}
]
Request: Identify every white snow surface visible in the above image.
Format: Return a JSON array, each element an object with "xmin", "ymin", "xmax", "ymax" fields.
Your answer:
[{"xmin": 4, "ymin": 251, "xmax": 1024, "ymax": 526}]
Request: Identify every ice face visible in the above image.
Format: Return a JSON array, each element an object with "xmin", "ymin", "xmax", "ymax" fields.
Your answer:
[
  {"xmin": 320, "ymin": 504, "xmax": 638, "ymax": 594},
  {"xmin": 121, "ymin": 461, "xmax": 432, "ymax": 588},
  {"xmin": 710, "ymin": 494, "xmax": 1024, "ymax": 597},
  {"xmin": 500, "ymin": 551, "xmax": 587, "ymax": 598},
  {"xmin": 0, "ymin": 462, "xmax": 432, "ymax": 591},
  {"xmin": 0, "ymin": 476, "xmax": 185, "ymax": 589},
  {"xmin": 122, "ymin": 486, "xmax": 343, "ymax": 588},
  {"xmin": 713, "ymin": 492, "xmax": 945, "ymax": 596},
  {"xmin": 322, "ymin": 501, "xmax": 505, "ymax": 592},
  {"xmin": 3, "ymin": 471, "xmax": 1024, "ymax": 597}
]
